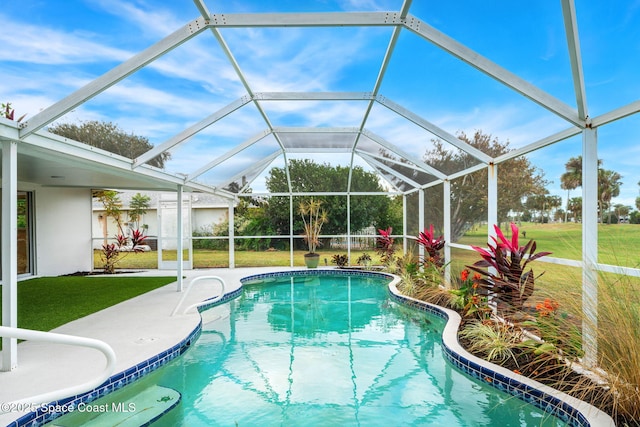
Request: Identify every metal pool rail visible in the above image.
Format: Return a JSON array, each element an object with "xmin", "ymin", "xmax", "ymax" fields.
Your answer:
[
  {"xmin": 0, "ymin": 326, "xmax": 116, "ymax": 408},
  {"xmin": 171, "ymin": 275, "xmax": 226, "ymax": 316}
]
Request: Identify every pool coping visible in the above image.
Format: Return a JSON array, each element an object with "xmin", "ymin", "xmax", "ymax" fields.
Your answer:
[{"xmin": 8, "ymin": 268, "xmax": 615, "ymax": 427}]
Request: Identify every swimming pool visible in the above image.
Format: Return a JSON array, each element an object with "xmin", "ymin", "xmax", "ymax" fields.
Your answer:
[{"xmin": 49, "ymin": 270, "xmax": 570, "ymax": 426}]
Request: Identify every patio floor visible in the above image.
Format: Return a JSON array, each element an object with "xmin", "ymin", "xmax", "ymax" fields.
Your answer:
[{"xmin": 0, "ymin": 267, "xmax": 299, "ymax": 426}]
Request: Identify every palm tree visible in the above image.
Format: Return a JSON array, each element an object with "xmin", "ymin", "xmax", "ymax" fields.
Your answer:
[
  {"xmin": 599, "ymin": 169, "xmax": 622, "ymax": 223},
  {"xmin": 128, "ymin": 192, "xmax": 151, "ymax": 229},
  {"xmin": 560, "ymin": 156, "xmax": 583, "ymax": 222}
]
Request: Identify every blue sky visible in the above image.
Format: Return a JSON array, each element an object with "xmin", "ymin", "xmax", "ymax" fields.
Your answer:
[{"xmin": 2, "ymin": 1, "xmax": 640, "ymax": 207}]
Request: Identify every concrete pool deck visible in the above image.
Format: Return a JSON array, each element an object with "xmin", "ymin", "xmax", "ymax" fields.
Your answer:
[{"xmin": 0, "ymin": 267, "xmax": 295, "ymax": 426}]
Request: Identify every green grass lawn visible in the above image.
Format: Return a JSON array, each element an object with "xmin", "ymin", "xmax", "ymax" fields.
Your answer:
[
  {"xmin": 0, "ymin": 275, "xmax": 175, "ymax": 333},
  {"xmin": 457, "ymin": 222, "xmax": 640, "ymax": 267},
  {"xmin": 97, "ymin": 222, "xmax": 640, "ymax": 270},
  {"xmin": 94, "ymin": 248, "xmax": 386, "ymax": 269},
  {"xmin": 6, "ymin": 223, "xmax": 638, "ymax": 372}
]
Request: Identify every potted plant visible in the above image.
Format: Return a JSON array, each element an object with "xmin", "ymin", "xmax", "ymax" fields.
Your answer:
[{"xmin": 299, "ymin": 198, "xmax": 328, "ymax": 268}]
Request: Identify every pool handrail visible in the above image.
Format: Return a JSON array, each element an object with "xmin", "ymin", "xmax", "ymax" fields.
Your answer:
[
  {"xmin": 171, "ymin": 275, "xmax": 226, "ymax": 316},
  {"xmin": 0, "ymin": 326, "xmax": 117, "ymax": 408}
]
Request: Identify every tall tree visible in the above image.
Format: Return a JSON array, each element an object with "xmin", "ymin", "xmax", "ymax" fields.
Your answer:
[
  {"xmin": 560, "ymin": 156, "xmax": 583, "ymax": 222},
  {"xmin": 418, "ymin": 131, "xmax": 547, "ymax": 240},
  {"xmin": 599, "ymin": 169, "xmax": 622, "ymax": 223},
  {"xmin": 93, "ymin": 190, "xmax": 124, "ymax": 242},
  {"xmin": 567, "ymin": 197, "xmax": 582, "ymax": 222},
  {"xmin": 128, "ymin": 193, "xmax": 151, "ymax": 228},
  {"xmin": 264, "ymin": 159, "xmax": 401, "ymax": 248},
  {"xmin": 49, "ymin": 120, "xmax": 170, "ymax": 168},
  {"xmin": 612, "ymin": 204, "xmax": 631, "ymax": 223}
]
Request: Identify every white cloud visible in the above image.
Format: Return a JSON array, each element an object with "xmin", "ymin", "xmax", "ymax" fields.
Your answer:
[
  {"xmin": 0, "ymin": 15, "xmax": 130, "ymax": 64},
  {"xmin": 88, "ymin": 0, "xmax": 194, "ymax": 38}
]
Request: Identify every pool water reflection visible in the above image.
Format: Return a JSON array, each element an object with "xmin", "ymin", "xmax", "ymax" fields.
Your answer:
[{"xmin": 135, "ymin": 273, "xmax": 566, "ymax": 426}]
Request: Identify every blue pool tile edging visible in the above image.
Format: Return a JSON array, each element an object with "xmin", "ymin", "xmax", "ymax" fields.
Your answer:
[
  {"xmin": 240, "ymin": 267, "xmax": 395, "ymax": 284},
  {"xmin": 386, "ymin": 279, "xmax": 615, "ymax": 427},
  {"xmin": 10, "ymin": 287, "xmax": 241, "ymax": 427}
]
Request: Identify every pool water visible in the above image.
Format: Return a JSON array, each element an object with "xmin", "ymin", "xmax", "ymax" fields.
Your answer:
[{"xmin": 100, "ymin": 274, "xmax": 567, "ymax": 426}]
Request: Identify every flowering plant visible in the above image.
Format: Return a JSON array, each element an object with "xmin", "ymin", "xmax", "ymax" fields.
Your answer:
[
  {"xmin": 449, "ymin": 269, "xmax": 491, "ymax": 320},
  {"xmin": 535, "ymin": 298, "xmax": 560, "ymax": 317},
  {"xmin": 376, "ymin": 227, "xmax": 395, "ymax": 264},
  {"xmin": 101, "ymin": 229, "xmax": 147, "ymax": 274},
  {"xmin": 467, "ymin": 222, "xmax": 551, "ymax": 311},
  {"xmin": 521, "ymin": 298, "xmax": 582, "ymax": 358},
  {"xmin": 416, "ymin": 224, "xmax": 445, "ymax": 268}
]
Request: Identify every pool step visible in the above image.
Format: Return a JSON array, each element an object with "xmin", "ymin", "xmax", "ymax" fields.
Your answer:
[{"xmin": 50, "ymin": 384, "xmax": 180, "ymax": 427}]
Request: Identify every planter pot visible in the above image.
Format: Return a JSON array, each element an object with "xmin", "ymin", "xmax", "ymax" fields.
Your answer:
[{"xmin": 304, "ymin": 253, "xmax": 321, "ymax": 268}]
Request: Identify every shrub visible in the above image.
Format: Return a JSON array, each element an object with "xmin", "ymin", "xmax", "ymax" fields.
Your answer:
[
  {"xmin": 468, "ymin": 222, "xmax": 551, "ymax": 312},
  {"xmin": 416, "ymin": 224, "xmax": 445, "ymax": 268},
  {"xmin": 459, "ymin": 320, "xmax": 524, "ymax": 366},
  {"xmin": 449, "ymin": 269, "xmax": 491, "ymax": 321},
  {"xmin": 101, "ymin": 229, "xmax": 147, "ymax": 274},
  {"xmin": 331, "ymin": 254, "xmax": 349, "ymax": 267},
  {"xmin": 375, "ymin": 227, "xmax": 395, "ymax": 265}
]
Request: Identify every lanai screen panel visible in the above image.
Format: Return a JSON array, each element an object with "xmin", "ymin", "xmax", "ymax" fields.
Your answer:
[
  {"xmin": 277, "ymin": 130, "xmax": 358, "ymax": 153},
  {"xmin": 218, "ymin": 25, "xmax": 392, "ymax": 93},
  {"xmin": 355, "ymin": 131, "xmax": 440, "ymax": 189},
  {"xmin": 193, "ymin": 133, "xmax": 283, "ymax": 190},
  {"xmin": 258, "ymin": 100, "xmax": 372, "ymax": 128}
]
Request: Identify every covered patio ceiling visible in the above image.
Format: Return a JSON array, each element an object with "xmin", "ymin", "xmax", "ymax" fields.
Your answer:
[{"xmin": 4, "ymin": 0, "xmax": 637, "ymax": 199}]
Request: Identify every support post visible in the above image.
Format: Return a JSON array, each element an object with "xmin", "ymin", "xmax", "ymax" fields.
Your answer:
[
  {"xmin": 443, "ymin": 180, "xmax": 451, "ymax": 287},
  {"xmin": 289, "ymin": 195, "xmax": 294, "ymax": 267},
  {"xmin": 487, "ymin": 163, "xmax": 498, "ymax": 237},
  {"xmin": 347, "ymin": 194, "xmax": 351, "ymax": 264},
  {"xmin": 176, "ymin": 185, "xmax": 183, "ymax": 292},
  {"xmin": 582, "ymin": 127, "xmax": 598, "ymax": 366},
  {"xmin": 2, "ymin": 140, "xmax": 18, "ymax": 371},
  {"xmin": 228, "ymin": 200, "xmax": 235, "ymax": 268},
  {"xmin": 402, "ymin": 194, "xmax": 408, "ymax": 253},
  {"xmin": 418, "ymin": 189, "xmax": 425, "ymax": 263},
  {"xmin": 487, "ymin": 164, "xmax": 498, "ymax": 282}
]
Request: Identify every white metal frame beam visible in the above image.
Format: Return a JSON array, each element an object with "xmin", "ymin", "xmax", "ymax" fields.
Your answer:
[
  {"xmin": 186, "ymin": 130, "xmax": 272, "ymax": 181},
  {"xmin": 377, "ymin": 97, "xmax": 493, "ymax": 164},
  {"xmin": 254, "ymin": 92, "xmax": 374, "ymax": 101},
  {"xmin": 561, "ymin": 0, "xmax": 588, "ymax": 121},
  {"xmin": 358, "ymin": 151, "xmax": 423, "ymax": 189},
  {"xmin": 220, "ymin": 151, "xmax": 282, "ymax": 192},
  {"xmin": 361, "ymin": 129, "xmax": 447, "ymax": 180},
  {"xmin": 205, "ymin": 12, "xmax": 406, "ymax": 28}
]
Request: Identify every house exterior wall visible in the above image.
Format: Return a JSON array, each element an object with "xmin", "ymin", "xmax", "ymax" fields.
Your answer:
[
  {"xmin": 91, "ymin": 207, "xmax": 228, "ymax": 249},
  {"xmin": 192, "ymin": 207, "xmax": 228, "ymax": 232},
  {"xmin": 91, "ymin": 209, "xmax": 159, "ymax": 249},
  {"xmin": 35, "ymin": 186, "xmax": 92, "ymax": 275}
]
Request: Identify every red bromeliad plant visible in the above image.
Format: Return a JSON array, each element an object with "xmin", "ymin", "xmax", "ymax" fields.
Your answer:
[
  {"xmin": 376, "ymin": 227, "xmax": 395, "ymax": 264},
  {"xmin": 416, "ymin": 224, "xmax": 445, "ymax": 268},
  {"xmin": 467, "ymin": 222, "xmax": 551, "ymax": 311},
  {"xmin": 1, "ymin": 102, "xmax": 27, "ymax": 122},
  {"xmin": 101, "ymin": 229, "xmax": 148, "ymax": 274}
]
